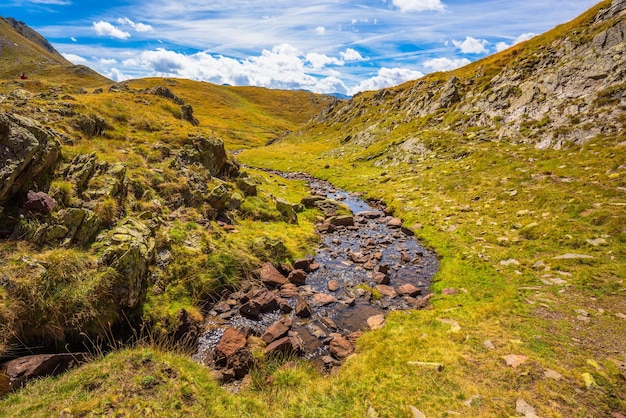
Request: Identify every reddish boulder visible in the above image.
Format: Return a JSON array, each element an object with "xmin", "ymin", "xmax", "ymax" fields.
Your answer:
[
  {"xmin": 258, "ymin": 262, "xmax": 287, "ymax": 288},
  {"xmin": 3, "ymin": 353, "xmax": 88, "ymax": 389},
  {"xmin": 20, "ymin": 190, "xmax": 56, "ymax": 214},
  {"xmin": 295, "ymin": 297, "xmax": 312, "ymax": 318},
  {"xmin": 329, "ymin": 334, "xmax": 353, "ymax": 359},
  {"xmin": 261, "ymin": 318, "xmax": 292, "ymax": 344}
]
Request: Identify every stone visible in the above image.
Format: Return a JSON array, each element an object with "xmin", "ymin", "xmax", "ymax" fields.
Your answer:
[
  {"xmin": 544, "ymin": 369, "xmax": 563, "ymax": 380},
  {"xmin": 553, "ymin": 253, "xmax": 594, "ymax": 260},
  {"xmin": 516, "ymin": 399, "xmax": 539, "ymax": 418},
  {"xmin": 327, "ymin": 280, "xmax": 340, "ymax": 292},
  {"xmin": 279, "ymin": 283, "xmax": 299, "ymax": 298},
  {"xmin": 293, "ymin": 257, "xmax": 314, "ymax": 271},
  {"xmin": 288, "ymin": 269, "xmax": 307, "ymax": 286},
  {"xmin": 387, "ymin": 217, "xmax": 402, "ymax": 228},
  {"xmin": 410, "ymin": 406, "xmax": 426, "ymax": 418},
  {"xmin": 397, "ymin": 284, "xmax": 421, "ymax": 297},
  {"xmin": 295, "ymin": 297, "xmax": 312, "ymax": 318},
  {"xmin": 502, "ymin": 354, "xmax": 528, "ymax": 368},
  {"xmin": 328, "ymin": 215, "xmax": 354, "ymax": 227},
  {"xmin": 261, "ymin": 318, "xmax": 292, "ymax": 344},
  {"xmin": 2, "ymin": 353, "xmax": 88, "ymax": 390},
  {"xmin": 180, "ymin": 103, "xmax": 199, "ymax": 125},
  {"xmin": 367, "ymin": 314, "xmax": 385, "ymax": 330},
  {"xmin": 215, "ymin": 328, "xmax": 247, "ymax": 363},
  {"xmin": 484, "ymin": 340, "xmax": 495, "ymax": 350},
  {"xmin": 373, "ymin": 272, "xmax": 389, "ymax": 285},
  {"xmin": 98, "ymin": 218, "xmax": 155, "ymax": 309},
  {"xmin": 265, "ymin": 336, "xmax": 298, "ymax": 356},
  {"xmin": 20, "ymin": 190, "xmax": 56, "ymax": 214},
  {"xmin": 258, "ymin": 262, "xmax": 288, "ymax": 288},
  {"xmin": 172, "ymin": 308, "xmax": 200, "ymax": 345},
  {"xmin": 376, "ymin": 285, "xmax": 397, "ymax": 298},
  {"xmin": 0, "ymin": 113, "xmax": 61, "ymax": 208},
  {"xmin": 312, "ymin": 293, "xmax": 338, "ymax": 306},
  {"xmin": 349, "ymin": 251, "xmax": 371, "ymax": 263},
  {"xmin": 329, "ymin": 334, "xmax": 353, "ymax": 359},
  {"xmin": 276, "ymin": 198, "xmax": 298, "ymax": 224},
  {"xmin": 251, "ymin": 289, "xmax": 279, "ymax": 313},
  {"xmin": 236, "ymin": 177, "xmax": 257, "ymax": 196},
  {"xmin": 356, "ymin": 210, "xmax": 384, "ymax": 219},
  {"xmin": 442, "ymin": 288, "xmax": 459, "ymax": 295},
  {"xmin": 179, "ymin": 136, "xmax": 236, "ymax": 178},
  {"xmin": 239, "ymin": 300, "xmax": 261, "ymax": 319},
  {"xmin": 300, "ymin": 195, "xmax": 326, "ymax": 208}
]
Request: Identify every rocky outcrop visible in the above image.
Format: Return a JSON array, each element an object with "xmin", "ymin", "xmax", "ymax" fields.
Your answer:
[
  {"xmin": 98, "ymin": 216, "xmax": 157, "ymax": 309},
  {"xmin": 0, "ymin": 112, "xmax": 61, "ymax": 208},
  {"xmin": 178, "ymin": 136, "xmax": 239, "ymax": 178}
]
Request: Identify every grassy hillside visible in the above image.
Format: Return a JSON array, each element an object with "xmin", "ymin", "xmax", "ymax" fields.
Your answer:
[{"xmin": 1, "ymin": 2, "xmax": 624, "ymax": 418}]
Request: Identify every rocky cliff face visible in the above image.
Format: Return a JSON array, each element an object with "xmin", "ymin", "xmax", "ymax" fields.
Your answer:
[{"xmin": 310, "ymin": 0, "xmax": 625, "ymax": 151}]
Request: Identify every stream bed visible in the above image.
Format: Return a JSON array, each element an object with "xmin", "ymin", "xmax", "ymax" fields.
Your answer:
[{"xmin": 194, "ymin": 172, "xmax": 438, "ymax": 379}]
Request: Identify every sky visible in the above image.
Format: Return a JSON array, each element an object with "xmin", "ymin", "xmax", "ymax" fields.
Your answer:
[{"xmin": 1, "ymin": 0, "xmax": 601, "ymax": 96}]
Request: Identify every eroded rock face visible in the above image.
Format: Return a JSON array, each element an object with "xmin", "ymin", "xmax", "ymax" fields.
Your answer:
[
  {"xmin": 0, "ymin": 112, "xmax": 61, "ymax": 208},
  {"xmin": 1, "ymin": 353, "xmax": 89, "ymax": 391},
  {"xmin": 98, "ymin": 217, "xmax": 157, "ymax": 309}
]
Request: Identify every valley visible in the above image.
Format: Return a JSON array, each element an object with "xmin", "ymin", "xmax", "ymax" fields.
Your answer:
[{"xmin": 0, "ymin": 1, "xmax": 624, "ymax": 416}]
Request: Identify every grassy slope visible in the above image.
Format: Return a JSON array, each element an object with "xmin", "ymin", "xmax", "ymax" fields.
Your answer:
[{"xmin": 1, "ymin": 3, "xmax": 624, "ymax": 418}]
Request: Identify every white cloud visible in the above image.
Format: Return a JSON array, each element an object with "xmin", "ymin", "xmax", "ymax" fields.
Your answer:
[
  {"xmin": 390, "ymin": 0, "xmax": 445, "ymax": 13},
  {"xmin": 120, "ymin": 45, "xmax": 350, "ymax": 95},
  {"xmin": 93, "ymin": 21, "xmax": 131, "ymax": 39},
  {"xmin": 495, "ymin": 32, "xmax": 536, "ymax": 52},
  {"xmin": 340, "ymin": 48, "xmax": 364, "ymax": 61},
  {"xmin": 350, "ymin": 67, "xmax": 423, "ymax": 94},
  {"xmin": 62, "ymin": 53, "xmax": 88, "ymax": 65},
  {"xmin": 306, "ymin": 52, "xmax": 342, "ymax": 69},
  {"xmin": 315, "ymin": 26, "xmax": 325, "ymax": 36},
  {"xmin": 423, "ymin": 57, "xmax": 470, "ymax": 72},
  {"xmin": 99, "ymin": 58, "xmax": 118, "ymax": 65},
  {"xmin": 107, "ymin": 67, "xmax": 131, "ymax": 82},
  {"xmin": 117, "ymin": 17, "xmax": 154, "ymax": 32},
  {"xmin": 70, "ymin": 36, "xmax": 77, "ymax": 42},
  {"xmin": 451, "ymin": 36, "xmax": 488, "ymax": 54},
  {"xmin": 28, "ymin": 0, "xmax": 71, "ymax": 4}
]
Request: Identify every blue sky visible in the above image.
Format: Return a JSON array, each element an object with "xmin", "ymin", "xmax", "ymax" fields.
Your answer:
[{"xmin": 1, "ymin": 0, "xmax": 600, "ymax": 95}]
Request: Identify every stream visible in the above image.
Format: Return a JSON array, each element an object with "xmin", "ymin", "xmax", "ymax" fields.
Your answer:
[{"xmin": 194, "ymin": 172, "xmax": 438, "ymax": 377}]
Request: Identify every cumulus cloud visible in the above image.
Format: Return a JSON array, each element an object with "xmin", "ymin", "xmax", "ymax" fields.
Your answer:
[
  {"xmin": 423, "ymin": 57, "xmax": 470, "ymax": 72},
  {"xmin": 495, "ymin": 32, "xmax": 536, "ymax": 52},
  {"xmin": 305, "ymin": 52, "xmax": 342, "ymax": 69},
  {"xmin": 93, "ymin": 21, "xmax": 131, "ymax": 39},
  {"xmin": 452, "ymin": 36, "xmax": 489, "ymax": 54},
  {"xmin": 340, "ymin": 48, "xmax": 364, "ymax": 61},
  {"xmin": 121, "ymin": 45, "xmax": 350, "ymax": 95},
  {"xmin": 99, "ymin": 58, "xmax": 118, "ymax": 65},
  {"xmin": 390, "ymin": 0, "xmax": 445, "ymax": 13},
  {"xmin": 62, "ymin": 53, "xmax": 88, "ymax": 65},
  {"xmin": 315, "ymin": 26, "xmax": 326, "ymax": 36},
  {"xmin": 107, "ymin": 68, "xmax": 131, "ymax": 82},
  {"xmin": 350, "ymin": 67, "xmax": 423, "ymax": 94},
  {"xmin": 117, "ymin": 17, "xmax": 154, "ymax": 32},
  {"xmin": 70, "ymin": 37, "xmax": 77, "ymax": 42}
]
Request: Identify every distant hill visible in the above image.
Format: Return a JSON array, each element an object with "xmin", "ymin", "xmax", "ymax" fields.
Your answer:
[{"xmin": 0, "ymin": 16, "xmax": 110, "ymax": 87}]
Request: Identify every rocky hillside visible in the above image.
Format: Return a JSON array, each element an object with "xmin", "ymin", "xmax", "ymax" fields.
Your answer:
[{"xmin": 305, "ymin": 0, "xmax": 624, "ymax": 153}]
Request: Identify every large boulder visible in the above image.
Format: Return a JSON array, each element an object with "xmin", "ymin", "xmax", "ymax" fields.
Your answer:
[
  {"xmin": 0, "ymin": 112, "xmax": 61, "ymax": 207},
  {"xmin": 179, "ymin": 136, "xmax": 238, "ymax": 178},
  {"xmin": 2, "ymin": 353, "xmax": 88, "ymax": 390},
  {"xmin": 97, "ymin": 217, "xmax": 156, "ymax": 309}
]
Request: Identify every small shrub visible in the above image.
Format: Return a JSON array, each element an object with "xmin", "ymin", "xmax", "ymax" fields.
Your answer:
[{"xmin": 94, "ymin": 197, "xmax": 120, "ymax": 226}]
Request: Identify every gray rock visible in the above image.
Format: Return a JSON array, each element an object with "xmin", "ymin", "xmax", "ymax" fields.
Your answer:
[{"xmin": 0, "ymin": 113, "xmax": 61, "ymax": 207}]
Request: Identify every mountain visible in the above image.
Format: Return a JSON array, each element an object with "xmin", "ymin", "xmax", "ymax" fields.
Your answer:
[
  {"xmin": 0, "ymin": 17, "xmax": 109, "ymax": 87},
  {"xmin": 296, "ymin": 0, "xmax": 624, "ymax": 152}
]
